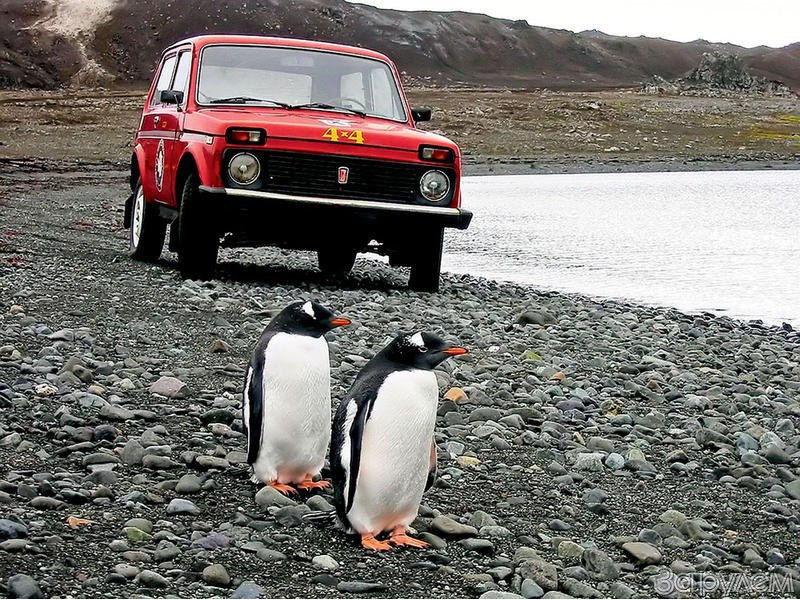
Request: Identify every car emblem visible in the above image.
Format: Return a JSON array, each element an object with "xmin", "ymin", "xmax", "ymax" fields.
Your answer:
[
  {"xmin": 155, "ymin": 139, "xmax": 165, "ymax": 191},
  {"xmin": 338, "ymin": 166, "xmax": 349, "ymax": 185}
]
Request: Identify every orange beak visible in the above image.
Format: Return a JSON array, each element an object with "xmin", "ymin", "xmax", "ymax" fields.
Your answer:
[
  {"xmin": 330, "ymin": 317, "xmax": 351, "ymax": 327},
  {"xmin": 443, "ymin": 346, "xmax": 468, "ymax": 355}
]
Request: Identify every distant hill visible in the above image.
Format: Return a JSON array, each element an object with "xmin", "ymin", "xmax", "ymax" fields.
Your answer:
[{"xmin": 2, "ymin": 0, "xmax": 799, "ymax": 90}]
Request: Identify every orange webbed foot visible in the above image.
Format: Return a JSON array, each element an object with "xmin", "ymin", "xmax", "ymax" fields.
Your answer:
[
  {"xmin": 389, "ymin": 526, "xmax": 429, "ymax": 548},
  {"xmin": 361, "ymin": 534, "xmax": 392, "ymax": 551},
  {"xmin": 297, "ymin": 476, "xmax": 331, "ymax": 491},
  {"xmin": 267, "ymin": 481, "xmax": 297, "ymax": 496}
]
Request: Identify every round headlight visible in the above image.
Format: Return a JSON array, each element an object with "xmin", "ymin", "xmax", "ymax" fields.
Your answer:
[
  {"xmin": 228, "ymin": 152, "xmax": 260, "ymax": 185},
  {"xmin": 419, "ymin": 170, "xmax": 450, "ymax": 202}
]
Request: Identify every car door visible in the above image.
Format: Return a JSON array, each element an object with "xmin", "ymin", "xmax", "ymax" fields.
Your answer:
[
  {"xmin": 161, "ymin": 49, "xmax": 193, "ymax": 206},
  {"xmin": 139, "ymin": 53, "xmax": 178, "ymax": 204}
]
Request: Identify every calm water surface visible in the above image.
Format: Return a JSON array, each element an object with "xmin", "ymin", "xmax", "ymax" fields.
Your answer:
[{"xmin": 443, "ymin": 170, "xmax": 800, "ymax": 326}]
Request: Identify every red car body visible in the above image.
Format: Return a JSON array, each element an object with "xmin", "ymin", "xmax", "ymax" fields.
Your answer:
[{"xmin": 125, "ymin": 35, "xmax": 471, "ymax": 290}]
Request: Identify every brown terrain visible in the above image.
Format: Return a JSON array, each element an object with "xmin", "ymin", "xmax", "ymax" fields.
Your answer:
[{"xmin": 0, "ymin": 86, "xmax": 798, "ymax": 175}]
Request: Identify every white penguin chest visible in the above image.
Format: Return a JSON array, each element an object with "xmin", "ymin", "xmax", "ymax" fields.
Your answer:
[
  {"xmin": 348, "ymin": 369, "xmax": 438, "ymax": 531},
  {"xmin": 260, "ymin": 332, "xmax": 331, "ymax": 449}
]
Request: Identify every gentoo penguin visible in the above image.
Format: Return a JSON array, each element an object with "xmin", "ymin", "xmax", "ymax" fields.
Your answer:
[
  {"xmin": 329, "ymin": 331, "xmax": 467, "ymax": 550},
  {"xmin": 243, "ymin": 300, "xmax": 350, "ymax": 495}
]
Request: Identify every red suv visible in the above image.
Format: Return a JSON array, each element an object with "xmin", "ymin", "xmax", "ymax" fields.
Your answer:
[{"xmin": 124, "ymin": 35, "xmax": 472, "ymax": 291}]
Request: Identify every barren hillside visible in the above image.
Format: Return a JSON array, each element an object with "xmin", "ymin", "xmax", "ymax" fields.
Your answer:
[{"xmin": 2, "ymin": 0, "xmax": 799, "ymax": 90}]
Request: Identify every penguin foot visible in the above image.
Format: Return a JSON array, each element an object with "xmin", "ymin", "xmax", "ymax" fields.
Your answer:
[
  {"xmin": 267, "ymin": 481, "xmax": 297, "ymax": 495},
  {"xmin": 389, "ymin": 526, "xmax": 429, "ymax": 548},
  {"xmin": 361, "ymin": 534, "xmax": 392, "ymax": 551},
  {"xmin": 297, "ymin": 476, "xmax": 330, "ymax": 491}
]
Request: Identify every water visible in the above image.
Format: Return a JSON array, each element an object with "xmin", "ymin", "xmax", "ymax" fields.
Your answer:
[{"xmin": 443, "ymin": 170, "xmax": 800, "ymax": 326}]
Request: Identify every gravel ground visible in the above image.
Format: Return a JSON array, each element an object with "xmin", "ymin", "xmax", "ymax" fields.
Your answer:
[{"xmin": 1, "ymin": 166, "xmax": 799, "ymax": 599}]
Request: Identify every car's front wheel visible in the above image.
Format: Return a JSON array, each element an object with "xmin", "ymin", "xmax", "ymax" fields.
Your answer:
[
  {"xmin": 177, "ymin": 172, "xmax": 219, "ymax": 280},
  {"xmin": 408, "ymin": 227, "xmax": 444, "ymax": 292},
  {"xmin": 129, "ymin": 180, "xmax": 167, "ymax": 262},
  {"xmin": 318, "ymin": 247, "xmax": 358, "ymax": 277}
]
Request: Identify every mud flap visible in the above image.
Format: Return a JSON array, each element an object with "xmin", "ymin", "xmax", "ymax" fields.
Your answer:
[
  {"xmin": 123, "ymin": 192, "xmax": 134, "ymax": 229},
  {"xmin": 168, "ymin": 220, "xmax": 180, "ymax": 251}
]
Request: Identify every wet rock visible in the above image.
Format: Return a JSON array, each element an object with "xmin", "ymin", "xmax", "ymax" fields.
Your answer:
[
  {"xmin": 0, "ymin": 519, "xmax": 28, "ymax": 541},
  {"xmin": 582, "ymin": 548, "xmax": 619, "ymax": 580},
  {"xmin": 136, "ymin": 569, "xmax": 169, "ymax": 588},
  {"xmin": 202, "ymin": 563, "xmax": 231, "ymax": 587},
  {"xmin": 430, "ymin": 515, "xmax": 478, "ymax": 538},
  {"xmin": 516, "ymin": 554, "xmax": 558, "ymax": 591},
  {"xmin": 621, "ymin": 541, "xmax": 662, "ymax": 565},
  {"xmin": 149, "ymin": 376, "xmax": 188, "ymax": 398},
  {"xmin": 231, "ymin": 581, "xmax": 265, "ymax": 598},
  {"xmin": 6, "ymin": 574, "xmax": 43, "ymax": 599},
  {"xmin": 255, "ymin": 486, "xmax": 296, "ymax": 508},
  {"xmin": 166, "ymin": 498, "xmax": 201, "ymax": 515},
  {"xmin": 337, "ymin": 581, "xmax": 387, "ymax": 593},
  {"xmin": 312, "ymin": 554, "xmax": 339, "ymax": 571}
]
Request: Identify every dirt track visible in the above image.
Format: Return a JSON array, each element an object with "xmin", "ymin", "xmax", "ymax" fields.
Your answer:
[{"xmin": 0, "ymin": 87, "xmax": 797, "ymax": 174}]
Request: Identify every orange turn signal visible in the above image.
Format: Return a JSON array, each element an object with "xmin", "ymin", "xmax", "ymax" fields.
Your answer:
[
  {"xmin": 226, "ymin": 128, "xmax": 266, "ymax": 144},
  {"xmin": 419, "ymin": 145, "xmax": 454, "ymax": 163}
]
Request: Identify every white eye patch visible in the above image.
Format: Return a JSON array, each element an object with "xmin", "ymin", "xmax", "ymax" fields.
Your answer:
[
  {"xmin": 410, "ymin": 332, "xmax": 425, "ymax": 347},
  {"xmin": 302, "ymin": 301, "xmax": 315, "ymax": 318}
]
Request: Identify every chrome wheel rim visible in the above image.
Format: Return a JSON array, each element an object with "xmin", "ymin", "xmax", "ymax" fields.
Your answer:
[{"xmin": 131, "ymin": 187, "xmax": 144, "ymax": 247}]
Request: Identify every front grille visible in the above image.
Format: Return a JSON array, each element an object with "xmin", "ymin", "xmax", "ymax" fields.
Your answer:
[{"xmin": 242, "ymin": 150, "xmax": 450, "ymax": 205}]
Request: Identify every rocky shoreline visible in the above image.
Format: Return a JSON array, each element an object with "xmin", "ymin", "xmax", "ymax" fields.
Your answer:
[{"xmin": 1, "ymin": 169, "xmax": 799, "ymax": 599}]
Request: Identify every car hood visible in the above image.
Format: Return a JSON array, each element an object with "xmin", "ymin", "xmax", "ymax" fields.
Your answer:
[{"xmin": 186, "ymin": 107, "xmax": 457, "ymax": 153}]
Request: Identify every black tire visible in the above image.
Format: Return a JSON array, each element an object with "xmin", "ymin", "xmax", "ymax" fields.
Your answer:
[
  {"xmin": 177, "ymin": 172, "xmax": 219, "ymax": 279},
  {"xmin": 408, "ymin": 227, "xmax": 444, "ymax": 292},
  {"xmin": 318, "ymin": 247, "xmax": 357, "ymax": 277},
  {"xmin": 129, "ymin": 179, "xmax": 167, "ymax": 262}
]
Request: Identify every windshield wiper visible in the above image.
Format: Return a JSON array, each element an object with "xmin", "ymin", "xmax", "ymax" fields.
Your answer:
[
  {"xmin": 208, "ymin": 97, "xmax": 291, "ymax": 108},
  {"xmin": 289, "ymin": 102, "xmax": 366, "ymax": 118}
]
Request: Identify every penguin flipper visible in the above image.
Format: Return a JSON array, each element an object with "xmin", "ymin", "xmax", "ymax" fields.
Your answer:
[
  {"xmin": 425, "ymin": 439, "xmax": 438, "ymax": 492},
  {"xmin": 244, "ymin": 343, "xmax": 269, "ymax": 465},
  {"xmin": 331, "ymin": 385, "xmax": 378, "ymax": 529}
]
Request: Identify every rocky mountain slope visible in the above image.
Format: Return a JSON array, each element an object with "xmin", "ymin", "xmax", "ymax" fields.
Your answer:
[{"xmin": 2, "ymin": 0, "xmax": 799, "ymax": 90}]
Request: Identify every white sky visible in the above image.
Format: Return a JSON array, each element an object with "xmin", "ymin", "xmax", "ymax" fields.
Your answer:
[{"xmin": 347, "ymin": 0, "xmax": 799, "ymax": 48}]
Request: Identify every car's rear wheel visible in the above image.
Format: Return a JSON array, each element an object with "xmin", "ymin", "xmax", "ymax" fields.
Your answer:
[
  {"xmin": 318, "ymin": 247, "xmax": 358, "ymax": 277},
  {"xmin": 129, "ymin": 180, "xmax": 167, "ymax": 262},
  {"xmin": 177, "ymin": 172, "xmax": 219, "ymax": 279},
  {"xmin": 408, "ymin": 227, "xmax": 444, "ymax": 292}
]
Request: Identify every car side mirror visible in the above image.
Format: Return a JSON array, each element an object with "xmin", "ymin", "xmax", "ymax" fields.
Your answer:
[
  {"xmin": 411, "ymin": 107, "xmax": 432, "ymax": 122},
  {"xmin": 160, "ymin": 89, "xmax": 184, "ymax": 105}
]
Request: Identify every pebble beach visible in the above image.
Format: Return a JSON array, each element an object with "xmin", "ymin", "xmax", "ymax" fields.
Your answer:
[{"xmin": 0, "ymin": 167, "xmax": 799, "ymax": 598}]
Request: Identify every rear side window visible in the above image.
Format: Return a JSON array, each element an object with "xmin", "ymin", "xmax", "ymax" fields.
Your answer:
[
  {"xmin": 151, "ymin": 54, "xmax": 177, "ymax": 106},
  {"xmin": 171, "ymin": 51, "xmax": 192, "ymax": 98}
]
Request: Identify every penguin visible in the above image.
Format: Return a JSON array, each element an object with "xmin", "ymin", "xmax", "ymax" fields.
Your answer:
[
  {"xmin": 328, "ymin": 331, "xmax": 467, "ymax": 550},
  {"xmin": 243, "ymin": 300, "xmax": 350, "ymax": 495}
]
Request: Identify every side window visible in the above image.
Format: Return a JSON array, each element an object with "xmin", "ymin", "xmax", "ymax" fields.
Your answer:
[
  {"xmin": 150, "ymin": 54, "xmax": 177, "ymax": 106},
  {"xmin": 171, "ymin": 51, "xmax": 192, "ymax": 99}
]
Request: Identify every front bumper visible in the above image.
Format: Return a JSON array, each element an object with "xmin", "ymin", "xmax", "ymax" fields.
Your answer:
[{"xmin": 198, "ymin": 186, "xmax": 473, "ymax": 230}]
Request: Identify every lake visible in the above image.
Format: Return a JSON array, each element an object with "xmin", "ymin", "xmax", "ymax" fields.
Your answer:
[{"xmin": 443, "ymin": 170, "xmax": 800, "ymax": 327}]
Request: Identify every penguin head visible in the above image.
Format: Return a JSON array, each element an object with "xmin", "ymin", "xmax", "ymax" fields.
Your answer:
[
  {"xmin": 385, "ymin": 331, "xmax": 468, "ymax": 369},
  {"xmin": 275, "ymin": 300, "xmax": 350, "ymax": 337}
]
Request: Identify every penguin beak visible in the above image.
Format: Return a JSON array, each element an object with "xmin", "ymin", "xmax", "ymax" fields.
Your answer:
[
  {"xmin": 330, "ymin": 317, "xmax": 351, "ymax": 328},
  {"xmin": 442, "ymin": 345, "xmax": 468, "ymax": 356}
]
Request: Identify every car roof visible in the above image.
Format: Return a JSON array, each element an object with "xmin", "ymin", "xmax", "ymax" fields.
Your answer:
[{"xmin": 163, "ymin": 35, "xmax": 393, "ymax": 63}]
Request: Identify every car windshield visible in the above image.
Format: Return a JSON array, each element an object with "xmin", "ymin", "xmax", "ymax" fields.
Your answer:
[{"xmin": 197, "ymin": 45, "xmax": 407, "ymax": 121}]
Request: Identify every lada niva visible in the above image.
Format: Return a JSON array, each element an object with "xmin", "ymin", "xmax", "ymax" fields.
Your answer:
[{"xmin": 124, "ymin": 35, "xmax": 472, "ymax": 291}]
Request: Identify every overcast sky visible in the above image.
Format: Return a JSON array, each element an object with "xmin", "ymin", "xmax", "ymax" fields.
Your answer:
[{"xmin": 347, "ymin": 0, "xmax": 798, "ymax": 48}]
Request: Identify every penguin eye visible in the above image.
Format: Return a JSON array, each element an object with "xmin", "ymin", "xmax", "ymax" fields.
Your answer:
[{"xmin": 418, "ymin": 346, "xmax": 428, "ymax": 353}]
